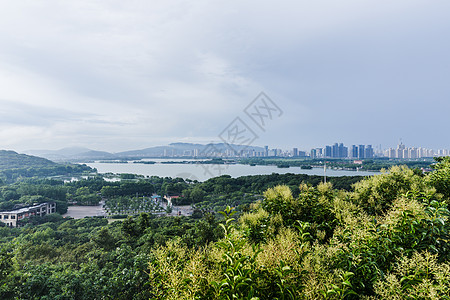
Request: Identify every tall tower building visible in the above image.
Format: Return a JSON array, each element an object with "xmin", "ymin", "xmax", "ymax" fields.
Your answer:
[
  {"xmin": 387, "ymin": 148, "xmax": 396, "ymax": 158},
  {"xmin": 332, "ymin": 143, "xmax": 339, "ymax": 158},
  {"xmin": 409, "ymin": 147, "xmax": 418, "ymax": 159},
  {"xmin": 338, "ymin": 143, "xmax": 344, "ymax": 158},
  {"xmin": 325, "ymin": 146, "xmax": 332, "ymax": 158},
  {"xmin": 317, "ymin": 148, "xmax": 323, "ymax": 157},
  {"xmin": 358, "ymin": 145, "xmax": 365, "ymax": 159},
  {"xmin": 341, "ymin": 144, "xmax": 348, "ymax": 158},
  {"xmin": 365, "ymin": 145, "xmax": 374, "ymax": 159},
  {"xmin": 351, "ymin": 145, "xmax": 358, "ymax": 158},
  {"xmin": 396, "ymin": 142, "xmax": 406, "ymax": 159}
]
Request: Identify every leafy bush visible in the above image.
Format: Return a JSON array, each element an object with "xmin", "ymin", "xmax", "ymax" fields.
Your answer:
[{"xmin": 352, "ymin": 165, "xmax": 431, "ymax": 215}]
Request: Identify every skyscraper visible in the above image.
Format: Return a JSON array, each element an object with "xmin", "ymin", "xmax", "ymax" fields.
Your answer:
[
  {"xmin": 396, "ymin": 142, "xmax": 406, "ymax": 158},
  {"xmin": 365, "ymin": 145, "xmax": 374, "ymax": 158},
  {"xmin": 316, "ymin": 148, "xmax": 323, "ymax": 157},
  {"xmin": 332, "ymin": 143, "xmax": 339, "ymax": 158},
  {"xmin": 339, "ymin": 143, "xmax": 348, "ymax": 158},
  {"xmin": 325, "ymin": 146, "xmax": 332, "ymax": 158},
  {"xmin": 358, "ymin": 145, "xmax": 365, "ymax": 159},
  {"xmin": 351, "ymin": 145, "xmax": 358, "ymax": 158},
  {"xmin": 387, "ymin": 148, "xmax": 396, "ymax": 158}
]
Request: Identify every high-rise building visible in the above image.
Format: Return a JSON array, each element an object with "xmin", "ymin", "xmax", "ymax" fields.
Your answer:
[
  {"xmin": 264, "ymin": 145, "xmax": 269, "ymax": 157},
  {"xmin": 365, "ymin": 145, "xmax": 374, "ymax": 158},
  {"xmin": 339, "ymin": 143, "xmax": 348, "ymax": 158},
  {"xmin": 332, "ymin": 143, "xmax": 339, "ymax": 158},
  {"xmin": 437, "ymin": 149, "xmax": 450, "ymax": 156},
  {"xmin": 396, "ymin": 142, "xmax": 406, "ymax": 158},
  {"xmin": 383, "ymin": 143, "xmax": 444, "ymax": 159},
  {"xmin": 409, "ymin": 147, "xmax": 418, "ymax": 159},
  {"xmin": 310, "ymin": 149, "xmax": 317, "ymax": 158},
  {"xmin": 316, "ymin": 148, "xmax": 323, "ymax": 157},
  {"xmin": 358, "ymin": 145, "xmax": 365, "ymax": 159},
  {"xmin": 325, "ymin": 146, "xmax": 332, "ymax": 158},
  {"xmin": 293, "ymin": 148, "xmax": 298, "ymax": 157},
  {"xmin": 351, "ymin": 145, "xmax": 358, "ymax": 158},
  {"xmin": 328, "ymin": 142, "xmax": 348, "ymax": 158},
  {"xmin": 387, "ymin": 148, "xmax": 396, "ymax": 158}
]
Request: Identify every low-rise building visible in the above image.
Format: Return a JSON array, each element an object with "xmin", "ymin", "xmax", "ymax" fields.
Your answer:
[{"xmin": 0, "ymin": 202, "xmax": 56, "ymax": 227}]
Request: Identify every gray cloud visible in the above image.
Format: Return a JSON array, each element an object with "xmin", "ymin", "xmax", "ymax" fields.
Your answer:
[{"xmin": 0, "ymin": 0, "xmax": 449, "ymax": 152}]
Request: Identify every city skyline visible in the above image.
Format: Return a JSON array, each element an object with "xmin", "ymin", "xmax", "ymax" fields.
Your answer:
[
  {"xmin": 252, "ymin": 142, "xmax": 448, "ymax": 159},
  {"xmin": 23, "ymin": 141, "xmax": 449, "ymax": 160}
]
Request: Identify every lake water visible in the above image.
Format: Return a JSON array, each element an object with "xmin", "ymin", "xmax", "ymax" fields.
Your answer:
[{"xmin": 86, "ymin": 159, "xmax": 379, "ymax": 182}]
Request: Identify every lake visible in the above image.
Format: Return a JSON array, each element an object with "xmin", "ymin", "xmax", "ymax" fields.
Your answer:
[{"xmin": 86, "ymin": 159, "xmax": 379, "ymax": 182}]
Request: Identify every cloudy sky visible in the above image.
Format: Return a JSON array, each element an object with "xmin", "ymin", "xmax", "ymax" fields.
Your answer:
[{"xmin": 0, "ymin": 0, "xmax": 449, "ymax": 153}]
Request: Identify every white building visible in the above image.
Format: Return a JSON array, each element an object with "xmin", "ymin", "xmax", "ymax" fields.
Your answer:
[
  {"xmin": 387, "ymin": 148, "xmax": 396, "ymax": 158},
  {"xmin": 0, "ymin": 202, "xmax": 56, "ymax": 227}
]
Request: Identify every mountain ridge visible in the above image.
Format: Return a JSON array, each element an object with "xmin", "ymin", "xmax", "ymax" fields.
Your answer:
[
  {"xmin": 0, "ymin": 150, "xmax": 57, "ymax": 171},
  {"xmin": 24, "ymin": 143, "xmax": 266, "ymax": 161}
]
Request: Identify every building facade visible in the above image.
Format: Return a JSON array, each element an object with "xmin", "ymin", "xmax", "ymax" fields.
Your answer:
[{"xmin": 0, "ymin": 202, "xmax": 56, "ymax": 227}]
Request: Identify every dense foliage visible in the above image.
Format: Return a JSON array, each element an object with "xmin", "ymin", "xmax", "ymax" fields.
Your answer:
[
  {"xmin": 0, "ymin": 157, "xmax": 449, "ymax": 298},
  {"xmin": 0, "ymin": 151, "xmax": 56, "ymax": 171}
]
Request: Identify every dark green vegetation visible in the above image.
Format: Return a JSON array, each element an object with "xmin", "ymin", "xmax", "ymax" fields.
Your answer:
[
  {"xmin": 179, "ymin": 173, "xmax": 363, "ymax": 213},
  {"xmin": 240, "ymin": 157, "xmax": 434, "ymax": 172},
  {"xmin": 0, "ymin": 156, "xmax": 450, "ymax": 299},
  {"xmin": 0, "ymin": 150, "xmax": 56, "ymax": 171},
  {"xmin": 0, "ymin": 150, "xmax": 92, "ymax": 183},
  {"xmin": 0, "ymin": 179, "xmax": 68, "ymax": 213},
  {"xmin": 1, "ymin": 171, "xmax": 363, "ymax": 219}
]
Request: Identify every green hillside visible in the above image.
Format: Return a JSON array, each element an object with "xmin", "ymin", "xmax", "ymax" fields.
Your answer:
[
  {"xmin": 0, "ymin": 150, "xmax": 56, "ymax": 171},
  {"xmin": 0, "ymin": 150, "xmax": 93, "ymax": 183}
]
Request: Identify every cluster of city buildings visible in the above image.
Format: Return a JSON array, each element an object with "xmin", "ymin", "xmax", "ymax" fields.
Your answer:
[
  {"xmin": 310, "ymin": 143, "xmax": 374, "ymax": 159},
  {"xmin": 308, "ymin": 142, "xmax": 448, "ymax": 159},
  {"xmin": 384, "ymin": 143, "xmax": 450, "ymax": 159},
  {"xmin": 162, "ymin": 143, "xmax": 449, "ymax": 160},
  {"xmin": 0, "ymin": 202, "xmax": 56, "ymax": 227}
]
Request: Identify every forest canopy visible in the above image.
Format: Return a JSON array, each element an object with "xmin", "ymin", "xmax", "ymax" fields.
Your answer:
[{"xmin": 0, "ymin": 158, "xmax": 449, "ymax": 299}]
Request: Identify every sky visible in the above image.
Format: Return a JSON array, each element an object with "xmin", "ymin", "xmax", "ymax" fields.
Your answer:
[{"xmin": 0, "ymin": 0, "xmax": 449, "ymax": 153}]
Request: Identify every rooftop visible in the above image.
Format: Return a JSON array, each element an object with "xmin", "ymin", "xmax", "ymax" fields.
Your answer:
[{"xmin": 0, "ymin": 202, "xmax": 53, "ymax": 214}]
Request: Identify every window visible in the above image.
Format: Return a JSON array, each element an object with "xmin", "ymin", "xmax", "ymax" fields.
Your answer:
[
  {"xmin": 4, "ymin": 215, "xmax": 8, "ymax": 219},
  {"xmin": 11, "ymin": 215, "xmax": 15, "ymax": 219}
]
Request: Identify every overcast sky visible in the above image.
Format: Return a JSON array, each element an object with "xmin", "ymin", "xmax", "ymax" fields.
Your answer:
[{"xmin": 0, "ymin": 0, "xmax": 449, "ymax": 153}]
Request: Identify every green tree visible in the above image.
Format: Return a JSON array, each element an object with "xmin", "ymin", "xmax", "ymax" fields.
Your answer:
[
  {"xmin": 427, "ymin": 156, "xmax": 450, "ymax": 200},
  {"xmin": 92, "ymin": 227, "xmax": 117, "ymax": 251},
  {"xmin": 352, "ymin": 165, "xmax": 429, "ymax": 215}
]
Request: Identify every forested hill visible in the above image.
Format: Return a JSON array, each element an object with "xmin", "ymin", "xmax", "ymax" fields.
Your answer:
[
  {"xmin": 0, "ymin": 150, "xmax": 56, "ymax": 171},
  {"xmin": 0, "ymin": 150, "xmax": 93, "ymax": 183}
]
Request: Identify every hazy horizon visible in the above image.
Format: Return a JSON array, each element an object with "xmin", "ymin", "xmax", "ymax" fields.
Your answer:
[{"xmin": 1, "ymin": 1, "xmax": 449, "ymax": 152}]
